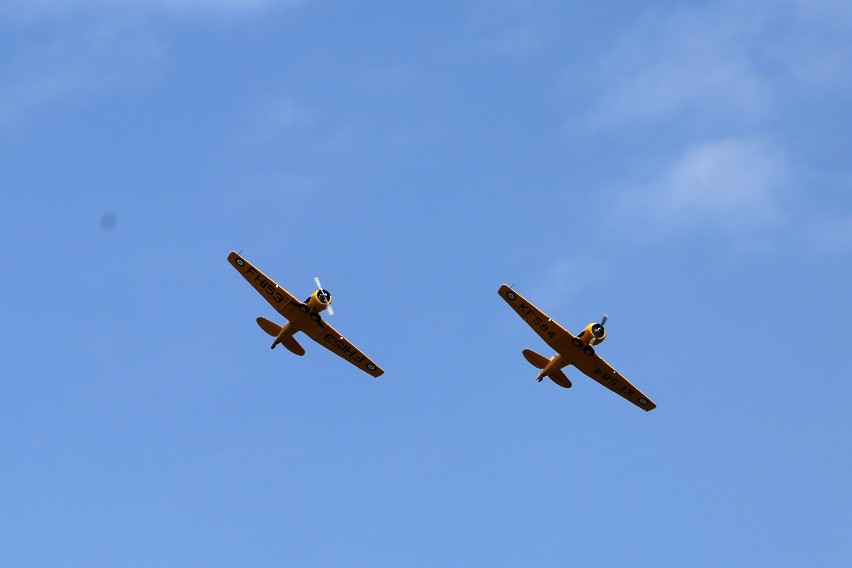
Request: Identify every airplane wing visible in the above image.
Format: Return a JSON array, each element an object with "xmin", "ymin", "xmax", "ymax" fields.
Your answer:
[
  {"xmin": 497, "ymin": 284, "xmax": 575, "ymax": 348},
  {"xmin": 554, "ymin": 335, "xmax": 656, "ymax": 411},
  {"xmin": 299, "ymin": 317, "xmax": 384, "ymax": 378},
  {"xmin": 227, "ymin": 251, "xmax": 302, "ymax": 320}
]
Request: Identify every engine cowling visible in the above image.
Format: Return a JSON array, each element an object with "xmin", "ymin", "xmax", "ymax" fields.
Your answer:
[
  {"xmin": 306, "ymin": 288, "xmax": 333, "ymax": 312},
  {"xmin": 578, "ymin": 322, "xmax": 606, "ymax": 346}
]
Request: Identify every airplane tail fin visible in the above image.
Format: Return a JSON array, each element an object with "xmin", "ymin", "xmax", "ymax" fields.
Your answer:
[
  {"xmin": 256, "ymin": 317, "xmax": 306, "ymax": 356},
  {"xmin": 521, "ymin": 349, "xmax": 572, "ymax": 389}
]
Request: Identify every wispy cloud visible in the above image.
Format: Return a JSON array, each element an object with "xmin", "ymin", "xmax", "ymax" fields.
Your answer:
[
  {"xmin": 0, "ymin": 0, "xmax": 281, "ymax": 21},
  {"xmin": 589, "ymin": 0, "xmax": 852, "ymax": 134},
  {"xmin": 0, "ymin": 23, "xmax": 163, "ymax": 129},
  {"xmin": 528, "ymin": 257, "xmax": 609, "ymax": 313},
  {"xmin": 254, "ymin": 97, "xmax": 315, "ymax": 140},
  {"xmin": 805, "ymin": 214, "xmax": 852, "ymax": 252},
  {"xmin": 587, "ymin": 0, "xmax": 852, "ymax": 249},
  {"xmin": 0, "ymin": 0, "xmax": 293, "ymax": 128},
  {"xmin": 768, "ymin": 0, "xmax": 852, "ymax": 87},
  {"xmin": 590, "ymin": 4, "xmax": 774, "ymax": 130},
  {"xmin": 477, "ymin": 25, "xmax": 543, "ymax": 58},
  {"xmin": 590, "ymin": 2, "xmax": 852, "ymax": 131},
  {"xmin": 617, "ymin": 137, "xmax": 790, "ymax": 236}
]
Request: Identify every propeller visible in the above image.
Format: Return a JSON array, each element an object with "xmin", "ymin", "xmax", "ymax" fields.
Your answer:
[
  {"xmin": 591, "ymin": 314, "xmax": 608, "ymax": 340},
  {"xmin": 314, "ymin": 276, "xmax": 334, "ymax": 316}
]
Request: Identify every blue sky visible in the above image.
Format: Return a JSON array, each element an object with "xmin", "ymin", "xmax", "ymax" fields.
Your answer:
[{"xmin": 2, "ymin": 1, "xmax": 851, "ymax": 565}]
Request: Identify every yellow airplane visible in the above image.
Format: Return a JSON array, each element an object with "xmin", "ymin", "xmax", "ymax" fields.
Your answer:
[
  {"xmin": 228, "ymin": 251, "xmax": 383, "ymax": 378},
  {"xmin": 498, "ymin": 284, "xmax": 655, "ymax": 411}
]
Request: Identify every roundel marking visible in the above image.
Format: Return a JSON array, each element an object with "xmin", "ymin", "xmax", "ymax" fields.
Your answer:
[
  {"xmin": 235, "ymin": 257, "xmax": 245, "ymax": 267},
  {"xmin": 583, "ymin": 346, "xmax": 595, "ymax": 356},
  {"xmin": 299, "ymin": 304, "xmax": 309, "ymax": 312},
  {"xmin": 366, "ymin": 363, "xmax": 377, "ymax": 371},
  {"xmin": 506, "ymin": 291, "xmax": 516, "ymax": 301},
  {"xmin": 638, "ymin": 397, "xmax": 649, "ymax": 405},
  {"xmin": 571, "ymin": 338, "xmax": 583, "ymax": 347}
]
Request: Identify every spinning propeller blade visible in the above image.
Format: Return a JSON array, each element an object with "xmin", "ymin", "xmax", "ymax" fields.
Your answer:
[{"xmin": 314, "ymin": 276, "xmax": 334, "ymax": 316}]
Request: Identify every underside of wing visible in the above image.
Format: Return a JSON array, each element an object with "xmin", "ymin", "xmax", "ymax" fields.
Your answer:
[
  {"xmin": 227, "ymin": 251, "xmax": 299, "ymax": 319},
  {"xmin": 300, "ymin": 318, "xmax": 384, "ymax": 378},
  {"xmin": 497, "ymin": 285, "xmax": 573, "ymax": 348},
  {"xmin": 555, "ymin": 337, "xmax": 656, "ymax": 411}
]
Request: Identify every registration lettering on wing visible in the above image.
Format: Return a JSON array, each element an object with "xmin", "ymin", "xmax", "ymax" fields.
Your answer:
[
  {"xmin": 238, "ymin": 258, "xmax": 286, "ymax": 305},
  {"xmin": 322, "ymin": 333, "xmax": 367, "ymax": 365},
  {"xmin": 592, "ymin": 367, "xmax": 636, "ymax": 398},
  {"xmin": 517, "ymin": 302, "xmax": 560, "ymax": 341}
]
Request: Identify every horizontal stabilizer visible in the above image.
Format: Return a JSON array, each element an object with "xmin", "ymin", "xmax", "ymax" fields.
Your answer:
[
  {"xmin": 281, "ymin": 335, "xmax": 305, "ymax": 356},
  {"xmin": 522, "ymin": 349, "xmax": 549, "ymax": 369},
  {"xmin": 256, "ymin": 317, "xmax": 305, "ymax": 356},
  {"xmin": 257, "ymin": 317, "xmax": 282, "ymax": 337},
  {"xmin": 522, "ymin": 349, "xmax": 572, "ymax": 388},
  {"xmin": 548, "ymin": 369, "xmax": 572, "ymax": 389}
]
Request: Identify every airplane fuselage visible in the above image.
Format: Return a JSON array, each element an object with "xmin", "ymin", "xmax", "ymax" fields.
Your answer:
[
  {"xmin": 271, "ymin": 321, "xmax": 295, "ymax": 349},
  {"xmin": 536, "ymin": 353, "xmax": 566, "ymax": 381},
  {"xmin": 270, "ymin": 291, "xmax": 330, "ymax": 349}
]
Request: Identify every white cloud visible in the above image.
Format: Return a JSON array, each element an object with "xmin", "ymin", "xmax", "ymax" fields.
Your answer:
[
  {"xmin": 587, "ymin": 1, "xmax": 852, "ymax": 249},
  {"xmin": 616, "ymin": 137, "xmax": 790, "ymax": 236},
  {"xmin": 589, "ymin": 0, "xmax": 852, "ymax": 130},
  {"xmin": 590, "ymin": 4, "xmax": 773, "ymax": 129}
]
